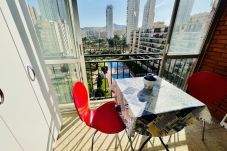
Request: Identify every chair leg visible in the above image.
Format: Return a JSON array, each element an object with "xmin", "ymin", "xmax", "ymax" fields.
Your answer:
[
  {"xmin": 91, "ymin": 130, "xmax": 98, "ymax": 151},
  {"xmin": 202, "ymin": 120, "xmax": 205, "ymax": 141},
  {"xmin": 124, "ymin": 129, "xmax": 134, "ymax": 151},
  {"xmin": 159, "ymin": 137, "xmax": 169, "ymax": 151},
  {"xmin": 139, "ymin": 136, "xmax": 152, "ymax": 151}
]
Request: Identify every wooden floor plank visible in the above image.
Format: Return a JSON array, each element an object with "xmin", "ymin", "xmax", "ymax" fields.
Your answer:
[{"xmin": 54, "ymin": 112, "xmax": 227, "ymax": 151}]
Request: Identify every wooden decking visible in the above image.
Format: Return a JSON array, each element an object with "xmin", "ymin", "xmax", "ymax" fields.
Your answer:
[{"xmin": 53, "ymin": 111, "xmax": 227, "ymax": 151}]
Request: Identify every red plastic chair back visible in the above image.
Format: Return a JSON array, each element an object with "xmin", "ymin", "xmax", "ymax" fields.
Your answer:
[
  {"xmin": 72, "ymin": 82, "xmax": 90, "ymax": 122},
  {"xmin": 72, "ymin": 82, "xmax": 125, "ymax": 134},
  {"xmin": 188, "ymin": 72, "xmax": 227, "ymax": 105}
]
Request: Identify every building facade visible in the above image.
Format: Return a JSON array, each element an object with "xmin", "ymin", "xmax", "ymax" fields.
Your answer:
[
  {"xmin": 153, "ymin": 21, "xmax": 165, "ymax": 28},
  {"xmin": 142, "ymin": 0, "xmax": 156, "ymax": 30},
  {"xmin": 106, "ymin": 5, "xmax": 113, "ymax": 38},
  {"xmin": 126, "ymin": 0, "xmax": 140, "ymax": 44},
  {"xmin": 130, "ymin": 27, "xmax": 168, "ymax": 55}
]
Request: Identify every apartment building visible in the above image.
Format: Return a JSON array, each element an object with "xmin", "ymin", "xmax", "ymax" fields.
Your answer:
[{"xmin": 130, "ymin": 27, "xmax": 168, "ymax": 55}]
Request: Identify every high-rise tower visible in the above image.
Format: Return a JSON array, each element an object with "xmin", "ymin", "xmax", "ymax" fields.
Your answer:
[
  {"xmin": 142, "ymin": 0, "xmax": 156, "ymax": 30},
  {"xmin": 106, "ymin": 5, "xmax": 113, "ymax": 38},
  {"xmin": 126, "ymin": 0, "xmax": 140, "ymax": 44}
]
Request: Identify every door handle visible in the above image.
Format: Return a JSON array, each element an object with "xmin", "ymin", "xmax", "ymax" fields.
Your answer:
[
  {"xmin": 27, "ymin": 65, "xmax": 36, "ymax": 81},
  {"xmin": 0, "ymin": 89, "xmax": 4, "ymax": 105}
]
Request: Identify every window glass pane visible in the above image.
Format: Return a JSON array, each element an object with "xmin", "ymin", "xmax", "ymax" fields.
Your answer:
[
  {"xmin": 47, "ymin": 63, "xmax": 79, "ymax": 104},
  {"xmin": 168, "ymin": 0, "xmax": 216, "ymax": 54},
  {"xmin": 26, "ymin": 0, "xmax": 83, "ymax": 106},
  {"xmin": 27, "ymin": 0, "xmax": 79, "ymax": 59}
]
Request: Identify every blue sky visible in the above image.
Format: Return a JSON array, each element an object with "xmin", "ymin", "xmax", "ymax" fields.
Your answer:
[
  {"xmin": 78, "ymin": 0, "xmax": 213, "ymax": 27},
  {"xmin": 27, "ymin": 0, "xmax": 213, "ymax": 28}
]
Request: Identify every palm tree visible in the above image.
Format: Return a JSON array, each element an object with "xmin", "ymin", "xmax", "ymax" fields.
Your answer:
[
  {"xmin": 113, "ymin": 35, "xmax": 120, "ymax": 50},
  {"xmin": 122, "ymin": 37, "xmax": 127, "ymax": 54},
  {"xmin": 107, "ymin": 38, "xmax": 114, "ymax": 48}
]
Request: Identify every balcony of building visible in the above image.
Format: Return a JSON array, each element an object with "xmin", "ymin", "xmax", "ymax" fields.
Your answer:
[
  {"xmin": 1, "ymin": 0, "xmax": 227, "ymax": 151},
  {"xmin": 53, "ymin": 0, "xmax": 227, "ymax": 150}
]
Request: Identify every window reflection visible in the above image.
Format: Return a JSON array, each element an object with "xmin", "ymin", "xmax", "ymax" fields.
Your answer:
[
  {"xmin": 27, "ymin": 0, "xmax": 77, "ymax": 58},
  {"xmin": 169, "ymin": 0, "xmax": 215, "ymax": 54}
]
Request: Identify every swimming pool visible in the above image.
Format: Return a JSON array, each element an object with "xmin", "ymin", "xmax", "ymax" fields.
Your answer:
[
  {"xmin": 112, "ymin": 74, "xmax": 130, "ymax": 79},
  {"xmin": 107, "ymin": 62, "xmax": 127, "ymax": 69},
  {"xmin": 107, "ymin": 62, "xmax": 131, "ymax": 79}
]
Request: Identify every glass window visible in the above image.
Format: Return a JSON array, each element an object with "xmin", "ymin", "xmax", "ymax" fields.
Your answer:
[
  {"xmin": 47, "ymin": 63, "xmax": 80, "ymax": 104},
  {"xmin": 168, "ymin": 0, "xmax": 216, "ymax": 54},
  {"xmin": 27, "ymin": 0, "xmax": 84, "ymax": 105},
  {"xmin": 27, "ymin": 0, "xmax": 79, "ymax": 59}
]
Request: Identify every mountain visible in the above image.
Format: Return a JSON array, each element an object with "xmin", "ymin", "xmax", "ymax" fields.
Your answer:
[
  {"xmin": 113, "ymin": 24, "xmax": 126, "ymax": 30},
  {"xmin": 81, "ymin": 24, "xmax": 126, "ymax": 31}
]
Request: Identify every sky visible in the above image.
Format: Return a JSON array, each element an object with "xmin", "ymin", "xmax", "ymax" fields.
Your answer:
[
  {"xmin": 27, "ymin": 0, "xmax": 213, "ymax": 28},
  {"xmin": 78, "ymin": 0, "xmax": 213, "ymax": 28}
]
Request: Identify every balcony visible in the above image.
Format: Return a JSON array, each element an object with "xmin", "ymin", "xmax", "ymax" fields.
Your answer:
[
  {"xmin": 1, "ymin": 0, "xmax": 227, "ymax": 151},
  {"xmin": 53, "ymin": 53, "xmax": 227, "ymax": 150},
  {"xmin": 52, "ymin": 52, "xmax": 227, "ymax": 151}
]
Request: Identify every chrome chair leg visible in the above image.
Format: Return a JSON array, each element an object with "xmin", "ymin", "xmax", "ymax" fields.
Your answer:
[
  {"xmin": 91, "ymin": 130, "xmax": 98, "ymax": 151},
  {"xmin": 125, "ymin": 129, "xmax": 134, "ymax": 151},
  {"xmin": 202, "ymin": 120, "xmax": 205, "ymax": 141},
  {"xmin": 159, "ymin": 137, "xmax": 169, "ymax": 151},
  {"xmin": 139, "ymin": 136, "xmax": 152, "ymax": 151}
]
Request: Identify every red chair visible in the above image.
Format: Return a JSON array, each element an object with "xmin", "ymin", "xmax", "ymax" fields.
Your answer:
[
  {"xmin": 72, "ymin": 82, "xmax": 133, "ymax": 151},
  {"xmin": 187, "ymin": 71, "xmax": 227, "ymax": 140}
]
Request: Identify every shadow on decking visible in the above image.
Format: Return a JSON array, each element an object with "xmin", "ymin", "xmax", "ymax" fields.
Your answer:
[{"xmin": 54, "ymin": 112, "xmax": 227, "ymax": 151}]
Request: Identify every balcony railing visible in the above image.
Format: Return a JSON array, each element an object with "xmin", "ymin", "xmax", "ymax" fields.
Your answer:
[
  {"xmin": 162, "ymin": 54, "xmax": 199, "ymax": 89},
  {"xmin": 85, "ymin": 53, "xmax": 162, "ymax": 100},
  {"xmin": 84, "ymin": 53, "xmax": 199, "ymax": 101}
]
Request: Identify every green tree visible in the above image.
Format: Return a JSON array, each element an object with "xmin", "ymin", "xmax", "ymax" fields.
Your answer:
[
  {"xmin": 121, "ymin": 36, "xmax": 127, "ymax": 53},
  {"xmin": 113, "ymin": 35, "xmax": 120, "ymax": 49},
  {"xmin": 107, "ymin": 38, "xmax": 114, "ymax": 47},
  {"xmin": 97, "ymin": 74, "xmax": 102, "ymax": 88},
  {"xmin": 101, "ymin": 66, "xmax": 108, "ymax": 74},
  {"xmin": 82, "ymin": 37, "xmax": 87, "ymax": 50},
  {"xmin": 95, "ymin": 39, "xmax": 106, "ymax": 49},
  {"xmin": 95, "ymin": 88, "xmax": 105, "ymax": 97},
  {"xmin": 60, "ymin": 64, "xmax": 69, "ymax": 73},
  {"xmin": 107, "ymin": 35, "xmax": 121, "ymax": 48},
  {"xmin": 82, "ymin": 37, "xmax": 87, "ymax": 43}
]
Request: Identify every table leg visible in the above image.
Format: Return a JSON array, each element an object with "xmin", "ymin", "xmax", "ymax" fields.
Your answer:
[
  {"xmin": 125, "ymin": 129, "xmax": 134, "ymax": 151},
  {"xmin": 139, "ymin": 136, "xmax": 152, "ymax": 151},
  {"xmin": 202, "ymin": 120, "xmax": 205, "ymax": 141},
  {"xmin": 159, "ymin": 137, "xmax": 169, "ymax": 151}
]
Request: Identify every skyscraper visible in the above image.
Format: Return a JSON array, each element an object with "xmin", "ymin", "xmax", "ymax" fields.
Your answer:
[
  {"xmin": 126, "ymin": 0, "xmax": 140, "ymax": 44},
  {"xmin": 142, "ymin": 0, "xmax": 156, "ymax": 30},
  {"xmin": 106, "ymin": 5, "xmax": 113, "ymax": 38},
  {"xmin": 175, "ymin": 0, "xmax": 195, "ymax": 25}
]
